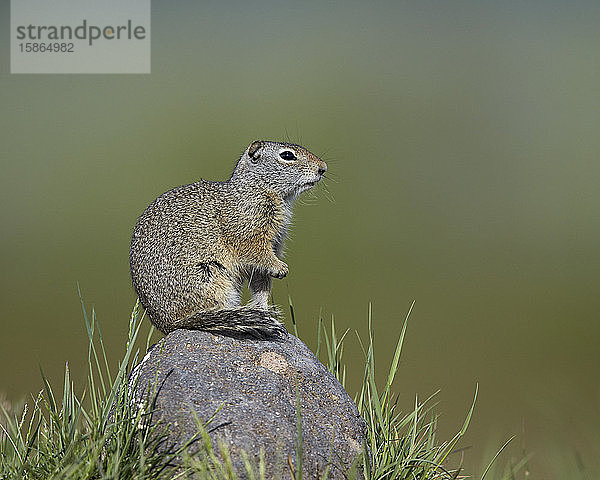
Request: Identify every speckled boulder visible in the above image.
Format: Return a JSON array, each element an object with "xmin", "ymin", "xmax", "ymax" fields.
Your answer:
[{"xmin": 130, "ymin": 329, "xmax": 366, "ymax": 479}]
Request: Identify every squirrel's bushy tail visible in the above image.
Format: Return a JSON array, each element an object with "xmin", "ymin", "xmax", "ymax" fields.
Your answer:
[{"xmin": 169, "ymin": 307, "xmax": 287, "ymax": 340}]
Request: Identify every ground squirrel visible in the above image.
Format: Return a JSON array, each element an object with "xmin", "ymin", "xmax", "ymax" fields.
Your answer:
[{"xmin": 129, "ymin": 140, "xmax": 327, "ymax": 338}]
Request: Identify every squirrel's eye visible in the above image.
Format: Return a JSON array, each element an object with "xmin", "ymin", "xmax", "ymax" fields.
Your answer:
[{"xmin": 279, "ymin": 150, "xmax": 296, "ymax": 161}]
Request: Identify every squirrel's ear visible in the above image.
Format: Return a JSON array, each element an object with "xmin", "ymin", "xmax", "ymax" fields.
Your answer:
[{"xmin": 247, "ymin": 140, "xmax": 263, "ymax": 162}]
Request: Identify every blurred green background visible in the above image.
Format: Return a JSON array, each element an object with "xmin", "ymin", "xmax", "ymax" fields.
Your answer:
[{"xmin": 1, "ymin": 1, "xmax": 599, "ymax": 477}]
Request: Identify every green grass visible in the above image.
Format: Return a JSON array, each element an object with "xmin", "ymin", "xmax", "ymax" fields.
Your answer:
[{"xmin": 1, "ymin": 297, "xmax": 524, "ymax": 479}]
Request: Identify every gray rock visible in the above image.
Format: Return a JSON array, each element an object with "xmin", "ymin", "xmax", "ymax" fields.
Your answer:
[{"xmin": 130, "ymin": 329, "xmax": 366, "ymax": 479}]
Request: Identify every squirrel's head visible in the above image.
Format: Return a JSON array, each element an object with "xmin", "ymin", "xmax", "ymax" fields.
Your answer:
[{"xmin": 232, "ymin": 140, "xmax": 327, "ymax": 201}]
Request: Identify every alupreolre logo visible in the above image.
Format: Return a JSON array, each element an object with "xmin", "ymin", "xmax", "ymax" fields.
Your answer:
[
  {"xmin": 15, "ymin": 19, "xmax": 147, "ymax": 47},
  {"xmin": 11, "ymin": 0, "xmax": 151, "ymax": 74}
]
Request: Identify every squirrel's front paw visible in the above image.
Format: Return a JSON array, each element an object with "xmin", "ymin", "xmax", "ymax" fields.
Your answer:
[{"xmin": 270, "ymin": 261, "xmax": 288, "ymax": 279}]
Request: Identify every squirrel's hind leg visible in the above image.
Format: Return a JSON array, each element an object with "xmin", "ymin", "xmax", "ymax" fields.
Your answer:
[{"xmin": 248, "ymin": 269, "xmax": 272, "ymax": 309}]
